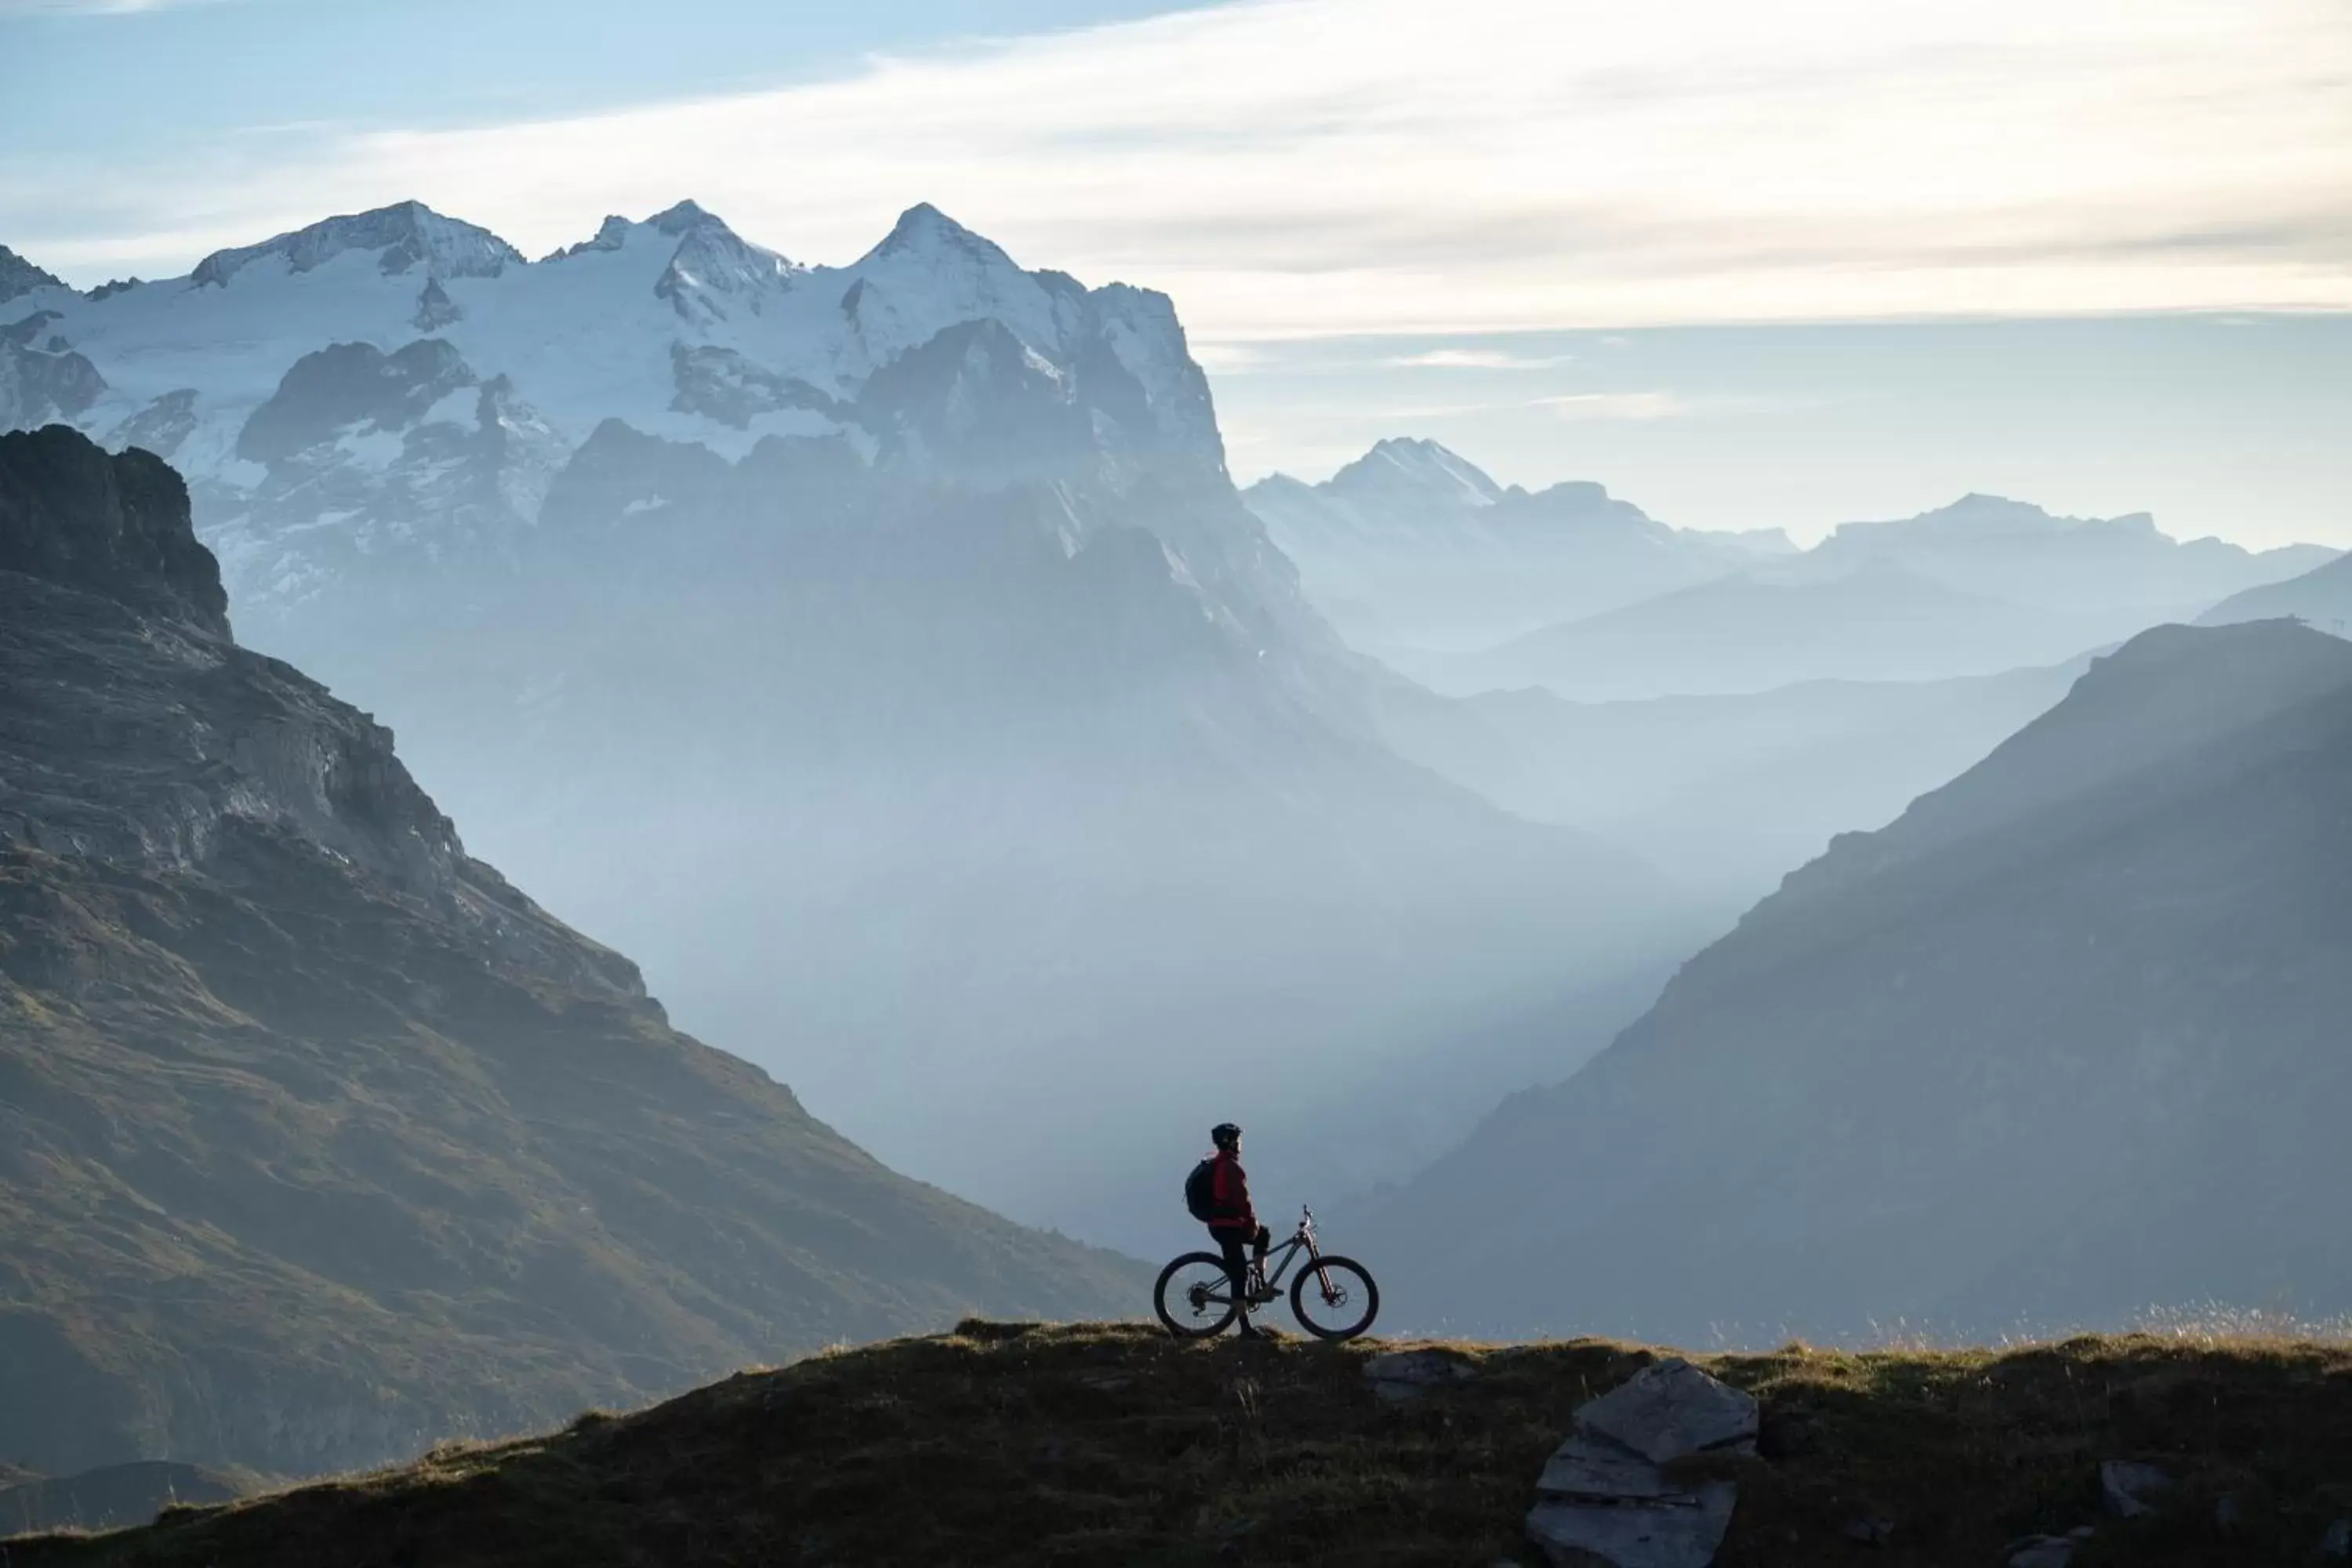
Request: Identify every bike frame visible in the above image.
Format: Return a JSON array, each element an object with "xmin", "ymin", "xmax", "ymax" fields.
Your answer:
[{"xmin": 1223, "ymin": 1207, "xmax": 1345, "ymax": 1305}]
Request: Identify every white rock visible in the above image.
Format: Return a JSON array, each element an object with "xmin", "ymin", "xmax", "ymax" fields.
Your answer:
[
  {"xmin": 1362, "ymin": 1348, "xmax": 1475, "ymax": 1403},
  {"xmin": 2099, "ymin": 1459, "xmax": 2172, "ymax": 1519},
  {"xmin": 1576, "ymin": 1358, "xmax": 1759, "ymax": 1465},
  {"xmin": 1537, "ymin": 1434, "xmax": 1682, "ymax": 1501},
  {"xmin": 1524, "ymin": 1359, "xmax": 1755, "ymax": 1568},
  {"xmin": 1526, "ymin": 1483, "xmax": 1737, "ymax": 1568}
]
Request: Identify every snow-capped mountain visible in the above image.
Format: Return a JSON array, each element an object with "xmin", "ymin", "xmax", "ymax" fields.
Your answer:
[
  {"xmin": 1, "ymin": 198, "xmax": 1226, "ymax": 623},
  {"xmin": 0, "ymin": 201, "xmax": 1704, "ymax": 1251},
  {"xmin": 1243, "ymin": 437, "xmax": 1792, "ymax": 655}
]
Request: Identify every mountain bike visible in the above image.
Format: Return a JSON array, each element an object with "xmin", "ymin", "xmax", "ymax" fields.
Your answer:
[{"xmin": 1154, "ymin": 1206, "xmax": 1378, "ymax": 1341}]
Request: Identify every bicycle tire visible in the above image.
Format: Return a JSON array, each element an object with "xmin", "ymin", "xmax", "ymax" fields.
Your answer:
[
  {"xmin": 1289, "ymin": 1254, "xmax": 1378, "ymax": 1341},
  {"xmin": 1154, "ymin": 1251, "xmax": 1241, "ymax": 1339}
]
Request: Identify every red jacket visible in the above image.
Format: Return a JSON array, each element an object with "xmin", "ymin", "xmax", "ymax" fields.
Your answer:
[{"xmin": 1207, "ymin": 1149, "xmax": 1256, "ymax": 1232}]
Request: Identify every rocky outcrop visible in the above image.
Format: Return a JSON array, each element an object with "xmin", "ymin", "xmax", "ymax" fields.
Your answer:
[
  {"xmin": 108, "ymin": 389, "xmax": 201, "ymax": 459},
  {"xmin": 411, "ymin": 277, "xmax": 463, "ymax": 331},
  {"xmin": 2099, "ymin": 1459, "xmax": 2172, "ymax": 1519},
  {"xmin": 669, "ymin": 343, "xmax": 840, "ymax": 428},
  {"xmin": 0, "ymin": 426, "xmax": 226, "ymax": 634},
  {"xmin": 1361, "ymin": 1348, "xmax": 1477, "ymax": 1403},
  {"xmin": 211, "ymin": 341, "xmax": 567, "ymax": 609},
  {"xmin": 0, "ymin": 315, "xmax": 106, "ymax": 430},
  {"xmin": 0, "ymin": 245, "xmax": 66, "ymax": 304},
  {"xmin": 1526, "ymin": 1358, "xmax": 1757, "ymax": 1568},
  {"xmin": 234, "ymin": 338, "xmax": 477, "ymax": 464}
]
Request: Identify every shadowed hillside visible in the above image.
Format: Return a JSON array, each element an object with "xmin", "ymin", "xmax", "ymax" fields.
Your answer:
[
  {"xmin": 12, "ymin": 1322, "xmax": 2352, "ymax": 1566},
  {"xmin": 0, "ymin": 426, "xmax": 1142, "ymax": 1479},
  {"xmin": 1362, "ymin": 618, "xmax": 2352, "ymax": 1345},
  {"xmin": 2202, "ymin": 550, "xmax": 2352, "ymax": 638}
]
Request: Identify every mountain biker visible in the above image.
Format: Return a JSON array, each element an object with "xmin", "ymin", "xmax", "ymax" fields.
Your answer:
[{"xmin": 1203, "ymin": 1123, "xmax": 1271, "ymax": 1338}]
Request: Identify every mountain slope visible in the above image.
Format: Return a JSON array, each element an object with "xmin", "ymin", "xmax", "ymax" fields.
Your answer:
[
  {"xmin": 1373, "ymin": 659, "xmax": 2085, "ymax": 908},
  {"xmin": 2201, "ymin": 549, "xmax": 2352, "ymax": 637},
  {"xmin": 0, "ymin": 426, "xmax": 1142, "ymax": 1479},
  {"xmin": 1423, "ymin": 561, "xmax": 2146, "ymax": 700},
  {"xmin": 1363, "ymin": 619, "xmax": 2352, "ymax": 1341},
  {"xmin": 1243, "ymin": 437, "xmax": 1790, "ymax": 655}
]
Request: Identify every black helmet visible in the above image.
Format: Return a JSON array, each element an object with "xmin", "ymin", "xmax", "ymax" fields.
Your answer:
[{"xmin": 1210, "ymin": 1122, "xmax": 1242, "ymax": 1149}]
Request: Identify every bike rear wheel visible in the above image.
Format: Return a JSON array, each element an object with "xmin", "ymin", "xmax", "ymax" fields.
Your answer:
[
  {"xmin": 1290, "ymin": 1254, "xmax": 1378, "ymax": 1341},
  {"xmin": 1155, "ymin": 1251, "xmax": 1241, "ymax": 1338}
]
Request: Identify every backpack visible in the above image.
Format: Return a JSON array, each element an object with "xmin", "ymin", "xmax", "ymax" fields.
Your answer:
[{"xmin": 1184, "ymin": 1157, "xmax": 1219, "ymax": 1222}]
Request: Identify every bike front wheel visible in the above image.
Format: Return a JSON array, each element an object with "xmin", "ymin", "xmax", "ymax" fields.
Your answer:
[
  {"xmin": 1290, "ymin": 1254, "xmax": 1379, "ymax": 1340},
  {"xmin": 1155, "ymin": 1251, "xmax": 1240, "ymax": 1339}
]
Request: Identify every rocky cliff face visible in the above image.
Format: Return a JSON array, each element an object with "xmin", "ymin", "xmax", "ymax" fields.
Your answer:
[
  {"xmin": 0, "ymin": 427, "xmax": 227, "ymax": 636},
  {"xmin": 0, "ymin": 427, "xmax": 1142, "ymax": 1478}
]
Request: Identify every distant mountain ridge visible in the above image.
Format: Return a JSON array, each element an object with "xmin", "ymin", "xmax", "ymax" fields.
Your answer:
[
  {"xmin": 0, "ymin": 426, "xmax": 1144, "ymax": 1478},
  {"xmin": 1365, "ymin": 616, "xmax": 2352, "ymax": 1341},
  {"xmin": 2202, "ymin": 548, "xmax": 2352, "ymax": 638},
  {"xmin": 1417, "ymin": 558, "xmax": 2154, "ymax": 700},
  {"xmin": 1243, "ymin": 437, "xmax": 1791, "ymax": 654},
  {"xmin": 1249, "ymin": 440, "xmax": 2336, "ymax": 695},
  {"xmin": 1373, "ymin": 657, "xmax": 2085, "ymax": 908},
  {"xmin": 1798, "ymin": 491, "xmax": 2336, "ymax": 611}
]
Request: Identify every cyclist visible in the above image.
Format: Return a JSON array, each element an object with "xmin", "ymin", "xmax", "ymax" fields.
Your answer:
[{"xmin": 1203, "ymin": 1122, "xmax": 1271, "ymax": 1338}]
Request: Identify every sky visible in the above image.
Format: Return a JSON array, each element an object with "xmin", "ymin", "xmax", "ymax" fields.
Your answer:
[{"xmin": 2, "ymin": 0, "xmax": 2347, "ymax": 544}]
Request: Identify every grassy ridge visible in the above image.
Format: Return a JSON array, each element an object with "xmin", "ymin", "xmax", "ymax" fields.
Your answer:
[{"xmin": 13, "ymin": 1321, "xmax": 2352, "ymax": 1566}]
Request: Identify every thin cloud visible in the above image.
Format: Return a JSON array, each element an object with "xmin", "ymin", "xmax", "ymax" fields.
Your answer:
[
  {"xmin": 1536, "ymin": 391, "xmax": 1697, "ymax": 421},
  {"xmin": 1388, "ymin": 349, "xmax": 1575, "ymax": 370},
  {"xmin": 9, "ymin": 0, "xmax": 2350, "ymax": 336}
]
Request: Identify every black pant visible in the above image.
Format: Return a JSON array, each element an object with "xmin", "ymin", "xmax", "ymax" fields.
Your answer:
[{"xmin": 1210, "ymin": 1225, "xmax": 1267, "ymax": 1327}]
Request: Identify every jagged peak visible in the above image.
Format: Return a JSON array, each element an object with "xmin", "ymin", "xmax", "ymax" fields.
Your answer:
[
  {"xmin": 858, "ymin": 203, "xmax": 1016, "ymax": 270},
  {"xmin": 1327, "ymin": 437, "xmax": 1503, "ymax": 506},
  {"xmin": 0, "ymin": 244, "xmax": 67, "ymax": 304},
  {"xmin": 546, "ymin": 215, "xmax": 633, "ymax": 261},
  {"xmin": 648, "ymin": 199, "xmax": 720, "ymax": 236},
  {"xmin": 190, "ymin": 200, "xmax": 523, "ymax": 289},
  {"xmin": 653, "ymin": 206, "xmax": 799, "ymax": 319}
]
